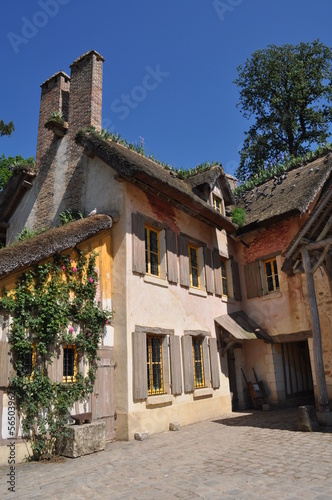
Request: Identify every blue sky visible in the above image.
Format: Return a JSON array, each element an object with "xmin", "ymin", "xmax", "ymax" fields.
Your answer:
[{"xmin": 1, "ymin": 0, "xmax": 332, "ymax": 177}]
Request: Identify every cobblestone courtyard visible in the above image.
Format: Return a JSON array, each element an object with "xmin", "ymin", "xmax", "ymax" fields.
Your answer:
[{"xmin": 2, "ymin": 408, "xmax": 332, "ymax": 499}]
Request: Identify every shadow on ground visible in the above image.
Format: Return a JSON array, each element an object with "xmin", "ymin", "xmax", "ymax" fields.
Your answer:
[{"xmin": 213, "ymin": 407, "xmax": 300, "ymax": 431}]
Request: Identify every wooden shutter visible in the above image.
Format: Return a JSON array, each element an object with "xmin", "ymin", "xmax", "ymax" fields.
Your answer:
[
  {"xmin": 170, "ymin": 335, "xmax": 182, "ymax": 395},
  {"xmin": 202, "ymin": 337, "xmax": 210, "ymax": 387},
  {"xmin": 213, "ymin": 250, "xmax": 222, "ymax": 296},
  {"xmin": 244, "ymin": 261, "xmax": 263, "ymax": 299},
  {"xmin": 132, "ymin": 213, "xmax": 145, "ymax": 274},
  {"xmin": 56, "ymin": 347, "xmax": 64, "ymax": 383},
  {"xmin": 166, "ymin": 229, "xmax": 178, "ymax": 283},
  {"xmin": 133, "ymin": 331, "xmax": 148, "ymax": 400},
  {"xmin": 209, "ymin": 338, "xmax": 220, "ymax": 389},
  {"xmin": 179, "ymin": 235, "xmax": 190, "ymax": 287},
  {"xmin": 230, "ymin": 256, "xmax": 242, "ymax": 301},
  {"xmin": 0, "ymin": 341, "xmax": 9, "ymax": 387},
  {"xmin": 181, "ymin": 336, "xmax": 194, "ymax": 393},
  {"xmin": 204, "ymin": 247, "xmax": 214, "ymax": 294}
]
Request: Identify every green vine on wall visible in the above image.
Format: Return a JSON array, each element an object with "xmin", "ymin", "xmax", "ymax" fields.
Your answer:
[{"xmin": 0, "ymin": 249, "xmax": 111, "ymax": 461}]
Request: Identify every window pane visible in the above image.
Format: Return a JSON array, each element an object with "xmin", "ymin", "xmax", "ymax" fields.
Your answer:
[
  {"xmin": 147, "ymin": 336, "xmax": 164, "ymax": 395},
  {"xmin": 190, "ymin": 247, "xmax": 198, "ymax": 267},
  {"xmin": 150, "ymin": 230, "xmax": 158, "ymax": 253},
  {"xmin": 265, "ymin": 261, "xmax": 272, "ymax": 276},
  {"xmin": 192, "ymin": 337, "xmax": 204, "ymax": 388},
  {"xmin": 191, "ymin": 268, "xmax": 199, "ymax": 288},
  {"xmin": 275, "ymin": 273, "xmax": 280, "ymax": 290},
  {"xmin": 150, "ymin": 253, "xmax": 159, "ymax": 276},
  {"xmin": 267, "ymin": 276, "xmax": 274, "ymax": 292}
]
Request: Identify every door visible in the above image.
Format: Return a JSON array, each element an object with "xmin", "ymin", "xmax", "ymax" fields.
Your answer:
[
  {"xmin": 227, "ymin": 349, "xmax": 239, "ymax": 410},
  {"xmin": 91, "ymin": 347, "xmax": 115, "ymax": 441}
]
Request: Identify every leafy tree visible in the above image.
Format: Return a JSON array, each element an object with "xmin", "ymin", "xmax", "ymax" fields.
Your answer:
[
  {"xmin": 0, "ymin": 119, "xmax": 14, "ymax": 137},
  {"xmin": 235, "ymin": 40, "xmax": 332, "ymax": 181}
]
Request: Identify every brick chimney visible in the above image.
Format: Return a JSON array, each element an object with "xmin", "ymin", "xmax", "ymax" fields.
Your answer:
[
  {"xmin": 36, "ymin": 71, "xmax": 70, "ymax": 167},
  {"xmin": 68, "ymin": 50, "xmax": 104, "ymax": 135}
]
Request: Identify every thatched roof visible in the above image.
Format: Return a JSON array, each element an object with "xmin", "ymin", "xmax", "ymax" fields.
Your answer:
[
  {"xmin": 0, "ymin": 214, "xmax": 112, "ymax": 279},
  {"xmin": 184, "ymin": 165, "xmax": 235, "ymax": 205},
  {"xmin": 235, "ymin": 153, "xmax": 332, "ymax": 233},
  {"xmin": 77, "ymin": 133, "xmax": 235, "ymax": 233},
  {"xmin": 0, "ymin": 170, "xmax": 36, "ymax": 243}
]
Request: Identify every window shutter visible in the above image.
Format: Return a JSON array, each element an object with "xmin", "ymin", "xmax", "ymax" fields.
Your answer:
[
  {"xmin": 244, "ymin": 261, "xmax": 263, "ymax": 299},
  {"xmin": 230, "ymin": 256, "xmax": 242, "ymax": 301},
  {"xmin": 202, "ymin": 337, "xmax": 210, "ymax": 387},
  {"xmin": 204, "ymin": 247, "xmax": 214, "ymax": 294},
  {"xmin": 0, "ymin": 341, "xmax": 9, "ymax": 387},
  {"xmin": 166, "ymin": 229, "xmax": 178, "ymax": 283},
  {"xmin": 209, "ymin": 338, "xmax": 220, "ymax": 389},
  {"xmin": 133, "ymin": 331, "xmax": 148, "ymax": 400},
  {"xmin": 179, "ymin": 235, "xmax": 190, "ymax": 287},
  {"xmin": 181, "ymin": 336, "xmax": 194, "ymax": 393},
  {"xmin": 213, "ymin": 250, "xmax": 222, "ymax": 296},
  {"xmin": 56, "ymin": 347, "xmax": 64, "ymax": 383},
  {"xmin": 170, "ymin": 335, "xmax": 182, "ymax": 395},
  {"xmin": 132, "ymin": 213, "xmax": 145, "ymax": 274}
]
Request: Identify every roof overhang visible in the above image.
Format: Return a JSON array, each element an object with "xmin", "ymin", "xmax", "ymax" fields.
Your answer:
[{"xmin": 215, "ymin": 311, "xmax": 271, "ymax": 342}]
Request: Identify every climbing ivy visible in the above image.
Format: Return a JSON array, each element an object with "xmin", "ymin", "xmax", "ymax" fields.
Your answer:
[{"xmin": 0, "ymin": 249, "xmax": 111, "ymax": 460}]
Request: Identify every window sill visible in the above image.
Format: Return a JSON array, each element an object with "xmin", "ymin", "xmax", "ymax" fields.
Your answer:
[
  {"xmin": 221, "ymin": 296, "xmax": 236, "ymax": 304},
  {"xmin": 263, "ymin": 291, "xmax": 282, "ymax": 300},
  {"xmin": 193, "ymin": 388, "xmax": 214, "ymax": 399},
  {"xmin": 146, "ymin": 394, "xmax": 174, "ymax": 407},
  {"xmin": 189, "ymin": 288, "xmax": 207, "ymax": 298},
  {"xmin": 143, "ymin": 274, "xmax": 168, "ymax": 288}
]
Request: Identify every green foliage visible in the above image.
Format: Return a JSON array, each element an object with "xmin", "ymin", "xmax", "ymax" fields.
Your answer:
[
  {"xmin": 0, "ymin": 154, "xmax": 36, "ymax": 191},
  {"xmin": 76, "ymin": 127, "xmax": 221, "ymax": 179},
  {"xmin": 46, "ymin": 111, "xmax": 64, "ymax": 125},
  {"xmin": 231, "ymin": 207, "xmax": 246, "ymax": 226},
  {"xmin": 17, "ymin": 227, "xmax": 40, "ymax": 242},
  {"xmin": 0, "ymin": 251, "xmax": 111, "ymax": 460},
  {"xmin": 0, "ymin": 119, "xmax": 15, "ymax": 137},
  {"xmin": 235, "ymin": 40, "xmax": 332, "ymax": 181},
  {"xmin": 234, "ymin": 142, "xmax": 332, "ymax": 196},
  {"xmin": 59, "ymin": 209, "xmax": 83, "ymax": 226}
]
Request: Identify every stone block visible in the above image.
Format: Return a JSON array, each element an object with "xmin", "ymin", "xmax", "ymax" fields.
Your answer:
[
  {"xmin": 169, "ymin": 422, "xmax": 180, "ymax": 431},
  {"xmin": 262, "ymin": 404, "xmax": 270, "ymax": 411},
  {"xmin": 58, "ymin": 421, "xmax": 105, "ymax": 458},
  {"xmin": 298, "ymin": 405, "xmax": 320, "ymax": 432},
  {"xmin": 134, "ymin": 431, "xmax": 149, "ymax": 441}
]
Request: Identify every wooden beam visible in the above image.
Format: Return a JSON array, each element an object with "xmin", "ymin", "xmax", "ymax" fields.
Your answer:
[
  {"xmin": 301, "ymin": 246, "xmax": 331, "ymax": 414},
  {"xmin": 311, "ymin": 244, "xmax": 331, "ymax": 275},
  {"xmin": 306, "ymin": 237, "xmax": 332, "ymax": 251},
  {"xmin": 317, "ymin": 213, "xmax": 332, "ymax": 241}
]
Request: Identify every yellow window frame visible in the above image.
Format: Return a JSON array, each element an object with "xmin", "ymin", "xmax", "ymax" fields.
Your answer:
[
  {"xmin": 145, "ymin": 225, "xmax": 160, "ymax": 277},
  {"xmin": 264, "ymin": 258, "xmax": 279, "ymax": 293},
  {"xmin": 63, "ymin": 344, "xmax": 78, "ymax": 383},
  {"xmin": 188, "ymin": 244, "xmax": 200, "ymax": 289},
  {"xmin": 220, "ymin": 258, "xmax": 228, "ymax": 297},
  {"xmin": 213, "ymin": 194, "xmax": 222, "ymax": 214},
  {"xmin": 147, "ymin": 335, "xmax": 164, "ymax": 396},
  {"xmin": 192, "ymin": 337, "xmax": 205, "ymax": 388}
]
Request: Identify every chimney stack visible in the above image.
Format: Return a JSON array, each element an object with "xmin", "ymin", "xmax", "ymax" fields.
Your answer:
[
  {"xmin": 36, "ymin": 71, "xmax": 70, "ymax": 168},
  {"xmin": 68, "ymin": 50, "xmax": 104, "ymax": 135}
]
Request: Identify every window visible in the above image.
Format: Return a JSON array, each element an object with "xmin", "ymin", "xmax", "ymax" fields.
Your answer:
[
  {"xmin": 192, "ymin": 337, "xmax": 205, "ymax": 388},
  {"xmin": 145, "ymin": 226, "xmax": 160, "ymax": 277},
  {"xmin": 213, "ymin": 194, "xmax": 222, "ymax": 214},
  {"xmin": 146, "ymin": 335, "xmax": 164, "ymax": 395},
  {"xmin": 220, "ymin": 258, "xmax": 228, "ymax": 296},
  {"xmin": 188, "ymin": 244, "xmax": 200, "ymax": 288},
  {"xmin": 63, "ymin": 344, "xmax": 78, "ymax": 383},
  {"xmin": 264, "ymin": 258, "xmax": 279, "ymax": 293},
  {"xmin": 18, "ymin": 345, "xmax": 36, "ymax": 380}
]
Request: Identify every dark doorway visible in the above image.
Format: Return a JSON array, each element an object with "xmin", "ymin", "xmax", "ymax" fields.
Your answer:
[
  {"xmin": 227, "ymin": 349, "xmax": 239, "ymax": 410},
  {"xmin": 281, "ymin": 341, "xmax": 314, "ymax": 403}
]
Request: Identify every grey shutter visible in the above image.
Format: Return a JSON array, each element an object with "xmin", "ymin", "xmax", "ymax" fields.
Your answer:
[
  {"xmin": 230, "ymin": 256, "xmax": 242, "ymax": 301},
  {"xmin": 56, "ymin": 347, "xmax": 64, "ymax": 383},
  {"xmin": 209, "ymin": 338, "xmax": 220, "ymax": 389},
  {"xmin": 179, "ymin": 235, "xmax": 190, "ymax": 287},
  {"xmin": 166, "ymin": 229, "xmax": 178, "ymax": 283},
  {"xmin": 244, "ymin": 261, "xmax": 263, "ymax": 299},
  {"xmin": 204, "ymin": 247, "xmax": 214, "ymax": 294},
  {"xmin": 213, "ymin": 250, "xmax": 222, "ymax": 296},
  {"xmin": 181, "ymin": 336, "xmax": 194, "ymax": 393},
  {"xmin": 202, "ymin": 337, "xmax": 209, "ymax": 387},
  {"xmin": 132, "ymin": 213, "xmax": 145, "ymax": 274},
  {"xmin": 0, "ymin": 341, "xmax": 9, "ymax": 387},
  {"xmin": 170, "ymin": 335, "xmax": 182, "ymax": 395},
  {"xmin": 47, "ymin": 345, "xmax": 58, "ymax": 383},
  {"xmin": 133, "ymin": 331, "xmax": 148, "ymax": 400}
]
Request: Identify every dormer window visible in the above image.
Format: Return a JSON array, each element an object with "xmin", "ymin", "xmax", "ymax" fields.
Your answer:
[{"xmin": 213, "ymin": 194, "xmax": 223, "ymax": 214}]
